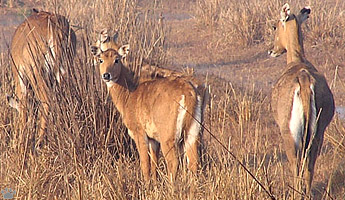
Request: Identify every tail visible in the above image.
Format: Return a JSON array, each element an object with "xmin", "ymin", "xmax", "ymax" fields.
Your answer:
[
  {"xmin": 197, "ymin": 83, "xmax": 210, "ymax": 127},
  {"xmin": 184, "ymin": 83, "xmax": 209, "ymax": 151},
  {"xmin": 297, "ymin": 70, "xmax": 316, "ymax": 151}
]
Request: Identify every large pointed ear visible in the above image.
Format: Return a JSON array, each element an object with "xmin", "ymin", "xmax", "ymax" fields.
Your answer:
[
  {"xmin": 297, "ymin": 6, "xmax": 311, "ymax": 24},
  {"xmin": 118, "ymin": 44, "xmax": 130, "ymax": 58},
  {"xmin": 90, "ymin": 45, "xmax": 102, "ymax": 56},
  {"xmin": 100, "ymin": 28, "xmax": 109, "ymax": 43},
  {"xmin": 280, "ymin": 3, "xmax": 291, "ymax": 22}
]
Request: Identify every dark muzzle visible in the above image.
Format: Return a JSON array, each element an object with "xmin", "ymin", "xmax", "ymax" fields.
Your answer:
[{"xmin": 102, "ymin": 73, "xmax": 111, "ymax": 81}]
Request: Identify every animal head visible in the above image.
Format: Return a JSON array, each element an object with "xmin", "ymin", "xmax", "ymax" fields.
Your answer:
[
  {"xmin": 91, "ymin": 29, "xmax": 128, "ymax": 66},
  {"xmin": 90, "ymin": 45, "xmax": 130, "ymax": 87},
  {"xmin": 268, "ymin": 3, "xmax": 311, "ymax": 57},
  {"xmin": 94, "ymin": 29, "xmax": 120, "ymax": 51}
]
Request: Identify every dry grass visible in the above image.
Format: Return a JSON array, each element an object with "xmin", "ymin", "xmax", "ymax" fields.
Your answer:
[
  {"xmin": 0, "ymin": 0, "xmax": 344, "ymax": 199},
  {"xmin": 195, "ymin": 0, "xmax": 345, "ymax": 48}
]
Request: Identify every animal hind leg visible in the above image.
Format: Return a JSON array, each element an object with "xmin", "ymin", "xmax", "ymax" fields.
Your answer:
[
  {"xmin": 148, "ymin": 138, "xmax": 160, "ymax": 183},
  {"xmin": 303, "ymin": 138, "xmax": 320, "ymax": 197},
  {"xmin": 36, "ymin": 102, "xmax": 49, "ymax": 149},
  {"xmin": 11, "ymin": 74, "xmax": 28, "ymax": 150},
  {"xmin": 281, "ymin": 131, "xmax": 301, "ymax": 197},
  {"xmin": 133, "ymin": 132, "xmax": 151, "ymax": 183},
  {"xmin": 34, "ymin": 84, "xmax": 50, "ymax": 149},
  {"xmin": 185, "ymin": 138, "xmax": 199, "ymax": 174},
  {"xmin": 161, "ymin": 137, "xmax": 179, "ymax": 182}
]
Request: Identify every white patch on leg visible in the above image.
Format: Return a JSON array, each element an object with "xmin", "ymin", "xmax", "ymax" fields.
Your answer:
[
  {"xmin": 185, "ymin": 95, "xmax": 202, "ymax": 152},
  {"xmin": 175, "ymin": 95, "xmax": 187, "ymax": 142},
  {"xmin": 148, "ymin": 140, "xmax": 158, "ymax": 154},
  {"xmin": 148, "ymin": 139, "xmax": 159, "ymax": 166},
  {"xmin": 289, "ymin": 86, "xmax": 304, "ymax": 148}
]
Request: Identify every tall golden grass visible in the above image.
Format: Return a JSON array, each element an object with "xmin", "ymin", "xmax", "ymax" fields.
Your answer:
[
  {"xmin": 196, "ymin": 0, "xmax": 345, "ymax": 48},
  {"xmin": 0, "ymin": 0, "xmax": 344, "ymax": 199}
]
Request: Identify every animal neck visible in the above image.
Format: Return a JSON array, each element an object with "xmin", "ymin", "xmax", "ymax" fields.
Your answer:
[
  {"xmin": 285, "ymin": 21, "xmax": 306, "ymax": 64},
  {"xmin": 107, "ymin": 65, "xmax": 136, "ymax": 116}
]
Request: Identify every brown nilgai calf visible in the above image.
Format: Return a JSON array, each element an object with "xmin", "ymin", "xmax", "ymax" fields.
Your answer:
[
  {"xmin": 268, "ymin": 3, "xmax": 334, "ymax": 198},
  {"xmin": 91, "ymin": 44, "xmax": 208, "ymax": 183}
]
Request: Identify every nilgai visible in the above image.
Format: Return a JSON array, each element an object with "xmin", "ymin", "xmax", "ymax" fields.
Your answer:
[
  {"xmin": 8, "ymin": 9, "xmax": 76, "ymax": 149},
  {"xmin": 269, "ymin": 3, "xmax": 334, "ymax": 196},
  {"xmin": 91, "ymin": 44, "xmax": 208, "ymax": 182}
]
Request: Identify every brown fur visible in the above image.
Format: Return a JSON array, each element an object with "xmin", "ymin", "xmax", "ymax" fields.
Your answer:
[
  {"xmin": 91, "ymin": 46, "xmax": 208, "ymax": 183},
  {"xmin": 9, "ymin": 9, "xmax": 76, "ymax": 149},
  {"xmin": 269, "ymin": 4, "xmax": 334, "ymax": 196}
]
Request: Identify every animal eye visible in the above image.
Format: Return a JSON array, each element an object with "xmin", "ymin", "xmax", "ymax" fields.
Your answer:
[
  {"xmin": 272, "ymin": 25, "xmax": 277, "ymax": 30},
  {"xmin": 99, "ymin": 59, "xmax": 104, "ymax": 64},
  {"xmin": 114, "ymin": 58, "xmax": 119, "ymax": 64}
]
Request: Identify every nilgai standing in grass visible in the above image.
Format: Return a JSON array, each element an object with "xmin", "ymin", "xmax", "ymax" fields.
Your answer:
[
  {"xmin": 268, "ymin": 3, "xmax": 334, "ymax": 197},
  {"xmin": 90, "ymin": 44, "xmax": 208, "ymax": 183},
  {"xmin": 8, "ymin": 9, "xmax": 76, "ymax": 149}
]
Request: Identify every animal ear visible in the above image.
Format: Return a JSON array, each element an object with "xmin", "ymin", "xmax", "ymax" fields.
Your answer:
[
  {"xmin": 280, "ymin": 3, "xmax": 291, "ymax": 22},
  {"xmin": 100, "ymin": 29, "xmax": 109, "ymax": 43},
  {"xmin": 298, "ymin": 6, "xmax": 311, "ymax": 24},
  {"xmin": 112, "ymin": 31, "xmax": 119, "ymax": 41},
  {"xmin": 118, "ymin": 44, "xmax": 130, "ymax": 57},
  {"xmin": 90, "ymin": 45, "xmax": 102, "ymax": 56}
]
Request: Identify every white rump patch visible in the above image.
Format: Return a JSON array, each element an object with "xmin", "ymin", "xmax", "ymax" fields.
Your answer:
[
  {"xmin": 289, "ymin": 86, "xmax": 304, "ymax": 148},
  {"xmin": 175, "ymin": 95, "xmax": 187, "ymax": 142},
  {"xmin": 185, "ymin": 95, "xmax": 202, "ymax": 152}
]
